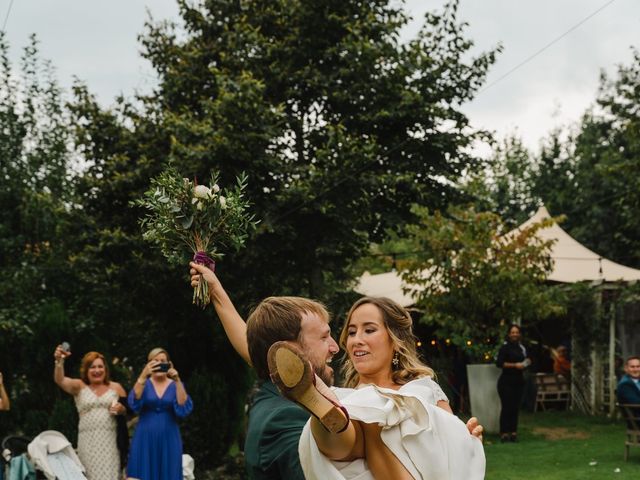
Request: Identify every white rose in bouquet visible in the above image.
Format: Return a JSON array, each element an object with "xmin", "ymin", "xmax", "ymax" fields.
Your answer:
[{"xmin": 194, "ymin": 185, "xmax": 211, "ymax": 199}]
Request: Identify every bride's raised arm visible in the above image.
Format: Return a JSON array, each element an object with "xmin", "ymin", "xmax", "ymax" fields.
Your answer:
[{"xmin": 190, "ymin": 262, "xmax": 251, "ymax": 364}]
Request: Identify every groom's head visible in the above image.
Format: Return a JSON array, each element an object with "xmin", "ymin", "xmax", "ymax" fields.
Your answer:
[{"xmin": 246, "ymin": 297, "xmax": 339, "ymax": 386}]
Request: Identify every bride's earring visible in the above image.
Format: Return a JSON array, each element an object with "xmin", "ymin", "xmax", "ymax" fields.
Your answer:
[{"xmin": 392, "ymin": 352, "xmax": 399, "ymax": 368}]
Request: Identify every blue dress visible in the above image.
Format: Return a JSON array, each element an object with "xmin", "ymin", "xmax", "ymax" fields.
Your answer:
[{"xmin": 127, "ymin": 380, "xmax": 193, "ymax": 480}]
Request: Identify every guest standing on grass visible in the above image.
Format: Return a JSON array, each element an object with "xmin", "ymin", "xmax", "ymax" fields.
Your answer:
[
  {"xmin": 53, "ymin": 346, "xmax": 128, "ymax": 480},
  {"xmin": 496, "ymin": 324, "xmax": 530, "ymax": 443},
  {"xmin": 127, "ymin": 348, "xmax": 193, "ymax": 480},
  {"xmin": 0, "ymin": 371, "xmax": 10, "ymax": 411}
]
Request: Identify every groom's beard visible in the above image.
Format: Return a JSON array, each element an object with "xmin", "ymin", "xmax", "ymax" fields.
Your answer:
[{"xmin": 313, "ymin": 362, "xmax": 335, "ymax": 387}]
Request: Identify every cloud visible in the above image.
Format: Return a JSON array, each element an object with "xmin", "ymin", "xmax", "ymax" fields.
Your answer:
[{"xmin": 4, "ymin": 0, "xmax": 639, "ymax": 150}]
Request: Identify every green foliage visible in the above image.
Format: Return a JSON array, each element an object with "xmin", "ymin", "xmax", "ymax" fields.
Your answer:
[
  {"xmin": 0, "ymin": 34, "xmax": 88, "ymax": 436},
  {"xmin": 475, "ymin": 51, "xmax": 640, "ymax": 270},
  {"xmin": 48, "ymin": 398, "xmax": 79, "ymax": 443},
  {"xmin": 129, "ymin": 0, "xmax": 499, "ymax": 300},
  {"xmin": 464, "ymin": 135, "xmax": 540, "ymax": 228},
  {"xmin": 136, "ymin": 167, "xmax": 257, "ymax": 264},
  {"xmin": 351, "ymin": 230, "xmax": 421, "ymax": 275},
  {"xmin": 562, "ymin": 283, "xmax": 602, "ymax": 348},
  {"xmin": 182, "ymin": 369, "xmax": 249, "ymax": 473},
  {"xmin": 558, "ymin": 51, "xmax": 640, "ymax": 268},
  {"xmin": 400, "ymin": 205, "xmax": 565, "ymax": 359}
]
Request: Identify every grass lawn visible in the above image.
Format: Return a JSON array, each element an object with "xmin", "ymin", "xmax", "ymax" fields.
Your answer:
[{"xmin": 484, "ymin": 410, "xmax": 640, "ymax": 479}]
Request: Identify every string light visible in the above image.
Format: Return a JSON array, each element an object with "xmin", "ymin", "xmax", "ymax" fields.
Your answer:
[
  {"xmin": 416, "ymin": 341, "xmax": 422, "ymax": 347},
  {"xmin": 466, "ymin": 340, "xmax": 472, "ymax": 346},
  {"xmin": 430, "ymin": 340, "xmax": 436, "ymax": 346}
]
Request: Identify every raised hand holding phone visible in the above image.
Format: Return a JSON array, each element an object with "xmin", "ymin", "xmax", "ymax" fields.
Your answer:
[
  {"xmin": 54, "ymin": 343, "xmax": 71, "ymax": 362},
  {"xmin": 154, "ymin": 362, "xmax": 171, "ymax": 373}
]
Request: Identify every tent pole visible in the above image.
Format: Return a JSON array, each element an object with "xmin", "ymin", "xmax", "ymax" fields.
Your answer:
[
  {"xmin": 592, "ymin": 287, "xmax": 602, "ymax": 412},
  {"xmin": 608, "ymin": 305, "xmax": 616, "ymax": 417}
]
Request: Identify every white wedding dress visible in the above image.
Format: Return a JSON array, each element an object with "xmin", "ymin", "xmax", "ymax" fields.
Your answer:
[{"xmin": 298, "ymin": 377, "xmax": 486, "ymax": 480}]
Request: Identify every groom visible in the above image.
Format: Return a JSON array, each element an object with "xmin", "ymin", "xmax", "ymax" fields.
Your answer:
[{"xmin": 190, "ymin": 263, "xmax": 482, "ymax": 480}]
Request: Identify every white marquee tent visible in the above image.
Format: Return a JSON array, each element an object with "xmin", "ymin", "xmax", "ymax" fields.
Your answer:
[
  {"xmin": 512, "ymin": 206, "xmax": 640, "ymax": 283},
  {"xmin": 355, "ymin": 205, "xmax": 640, "ymax": 303}
]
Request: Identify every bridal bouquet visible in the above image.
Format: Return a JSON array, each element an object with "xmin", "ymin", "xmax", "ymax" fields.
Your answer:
[{"xmin": 136, "ymin": 166, "xmax": 257, "ymax": 307}]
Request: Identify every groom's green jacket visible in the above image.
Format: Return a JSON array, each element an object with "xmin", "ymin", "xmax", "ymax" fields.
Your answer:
[{"xmin": 244, "ymin": 381, "xmax": 310, "ymax": 480}]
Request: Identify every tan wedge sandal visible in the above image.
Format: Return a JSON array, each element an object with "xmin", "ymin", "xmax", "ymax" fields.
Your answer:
[{"xmin": 268, "ymin": 341, "xmax": 349, "ymax": 434}]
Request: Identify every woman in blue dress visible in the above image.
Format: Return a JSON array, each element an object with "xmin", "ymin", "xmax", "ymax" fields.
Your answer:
[{"xmin": 127, "ymin": 347, "xmax": 193, "ymax": 480}]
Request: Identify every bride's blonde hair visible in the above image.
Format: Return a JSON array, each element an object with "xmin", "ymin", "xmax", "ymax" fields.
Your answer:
[{"xmin": 339, "ymin": 297, "xmax": 435, "ymax": 388}]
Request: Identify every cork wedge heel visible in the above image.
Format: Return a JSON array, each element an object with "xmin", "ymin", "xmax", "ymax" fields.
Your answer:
[{"xmin": 268, "ymin": 341, "xmax": 349, "ymax": 434}]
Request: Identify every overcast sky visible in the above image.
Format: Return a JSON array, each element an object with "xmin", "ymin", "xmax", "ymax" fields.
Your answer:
[{"xmin": 4, "ymin": 0, "xmax": 639, "ymax": 153}]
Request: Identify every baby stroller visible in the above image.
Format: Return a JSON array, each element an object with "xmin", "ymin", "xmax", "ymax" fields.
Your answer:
[
  {"xmin": 27, "ymin": 431, "xmax": 86, "ymax": 480},
  {"xmin": 1, "ymin": 434, "xmax": 40, "ymax": 479},
  {"xmin": 182, "ymin": 454, "xmax": 195, "ymax": 480}
]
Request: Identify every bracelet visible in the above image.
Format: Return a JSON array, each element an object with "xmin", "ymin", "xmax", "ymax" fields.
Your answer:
[
  {"xmin": 54, "ymin": 359, "xmax": 64, "ymax": 366},
  {"xmin": 137, "ymin": 378, "xmax": 146, "ymax": 385}
]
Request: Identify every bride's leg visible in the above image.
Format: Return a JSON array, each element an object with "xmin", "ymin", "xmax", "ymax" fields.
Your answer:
[
  {"xmin": 361, "ymin": 422, "xmax": 414, "ymax": 480},
  {"xmin": 310, "ymin": 416, "xmax": 364, "ymax": 461}
]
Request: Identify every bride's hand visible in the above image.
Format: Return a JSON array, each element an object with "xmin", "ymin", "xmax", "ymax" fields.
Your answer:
[
  {"xmin": 466, "ymin": 417, "xmax": 483, "ymax": 441},
  {"xmin": 190, "ymin": 262, "xmax": 218, "ymax": 288}
]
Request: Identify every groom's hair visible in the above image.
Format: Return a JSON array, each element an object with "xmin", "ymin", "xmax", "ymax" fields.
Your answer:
[{"xmin": 247, "ymin": 296, "xmax": 328, "ymax": 380}]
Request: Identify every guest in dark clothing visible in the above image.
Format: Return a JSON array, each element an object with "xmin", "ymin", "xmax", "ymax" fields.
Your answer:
[
  {"xmin": 496, "ymin": 324, "xmax": 530, "ymax": 443},
  {"xmin": 617, "ymin": 356, "xmax": 640, "ymax": 404}
]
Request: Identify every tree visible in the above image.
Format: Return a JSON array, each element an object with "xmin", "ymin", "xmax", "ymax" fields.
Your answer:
[
  {"xmin": 464, "ymin": 135, "xmax": 539, "ymax": 227},
  {"xmin": 558, "ymin": 50, "xmax": 640, "ymax": 268},
  {"xmin": 479, "ymin": 51, "xmax": 640, "ymax": 269},
  {"xmin": 129, "ymin": 0, "xmax": 500, "ymax": 299},
  {"xmin": 399, "ymin": 205, "xmax": 565, "ymax": 359},
  {"xmin": 0, "ymin": 33, "xmax": 86, "ymax": 435}
]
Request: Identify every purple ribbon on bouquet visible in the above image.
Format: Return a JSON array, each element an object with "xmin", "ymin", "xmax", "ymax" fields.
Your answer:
[{"xmin": 193, "ymin": 251, "xmax": 216, "ymax": 271}]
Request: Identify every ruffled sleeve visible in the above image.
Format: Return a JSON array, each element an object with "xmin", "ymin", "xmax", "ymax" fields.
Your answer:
[
  {"xmin": 424, "ymin": 377, "xmax": 449, "ymax": 403},
  {"xmin": 128, "ymin": 384, "xmax": 145, "ymax": 414},
  {"xmin": 172, "ymin": 386, "xmax": 193, "ymax": 419}
]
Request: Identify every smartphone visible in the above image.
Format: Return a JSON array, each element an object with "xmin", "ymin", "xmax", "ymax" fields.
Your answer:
[
  {"xmin": 155, "ymin": 362, "xmax": 170, "ymax": 373},
  {"xmin": 61, "ymin": 342, "xmax": 71, "ymax": 353}
]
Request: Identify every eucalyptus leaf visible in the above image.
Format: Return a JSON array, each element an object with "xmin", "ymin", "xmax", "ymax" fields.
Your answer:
[{"xmin": 180, "ymin": 215, "xmax": 194, "ymax": 229}]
